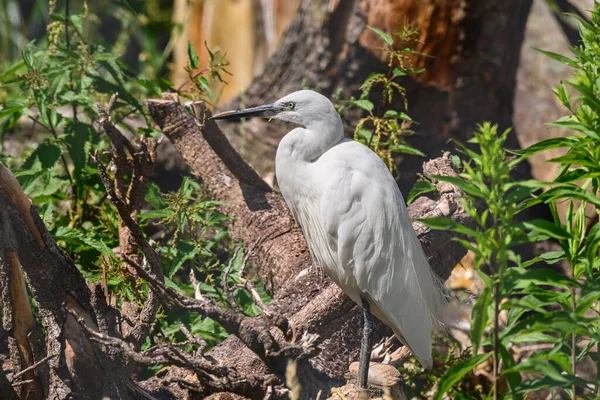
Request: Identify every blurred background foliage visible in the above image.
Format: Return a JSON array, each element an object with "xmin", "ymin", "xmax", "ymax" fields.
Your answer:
[
  {"xmin": 0, "ymin": 0, "xmax": 599, "ymax": 398},
  {"xmin": 0, "ymin": 0, "xmax": 301, "ymax": 104}
]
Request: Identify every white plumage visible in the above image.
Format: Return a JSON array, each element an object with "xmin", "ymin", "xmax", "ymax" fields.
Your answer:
[
  {"xmin": 273, "ymin": 90, "xmax": 446, "ymax": 368},
  {"xmin": 212, "ymin": 89, "xmax": 447, "ymax": 370}
]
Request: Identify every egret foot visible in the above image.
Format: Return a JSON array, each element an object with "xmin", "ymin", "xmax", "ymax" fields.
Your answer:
[
  {"xmin": 355, "ymin": 388, "xmax": 370, "ymax": 400},
  {"xmin": 358, "ymin": 295, "xmax": 374, "ymax": 389},
  {"xmin": 349, "ymin": 362, "xmax": 404, "ymax": 399},
  {"xmin": 349, "ymin": 362, "xmax": 402, "ymax": 388}
]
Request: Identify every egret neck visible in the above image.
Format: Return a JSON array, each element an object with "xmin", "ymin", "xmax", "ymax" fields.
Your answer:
[{"xmin": 277, "ymin": 116, "xmax": 344, "ymax": 163}]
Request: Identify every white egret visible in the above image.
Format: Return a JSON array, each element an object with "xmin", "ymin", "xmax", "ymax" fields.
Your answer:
[{"xmin": 211, "ymin": 90, "xmax": 447, "ymax": 389}]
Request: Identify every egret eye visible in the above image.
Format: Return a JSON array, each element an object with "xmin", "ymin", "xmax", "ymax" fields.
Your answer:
[{"xmin": 287, "ymin": 102, "xmax": 295, "ymax": 110}]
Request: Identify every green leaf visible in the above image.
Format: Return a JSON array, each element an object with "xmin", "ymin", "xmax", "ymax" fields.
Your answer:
[
  {"xmin": 0, "ymin": 60, "xmax": 25, "ymax": 82},
  {"xmin": 416, "ymin": 216, "xmax": 478, "ymax": 237},
  {"xmin": 470, "ymin": 284, "xmax": 491, "ymax": 354},
  {"xmin": 576, "ymin": 291, "xmax": 600, "ymax": 316},
  {"xmin": 22, "ymin": 140, "xmax": 62, "ymax": 171},
  {"xmin": 503, "ymin": 355, "xmax": 570, "ymax": 383},
  {"xmin": 21, "ymin": 41, "xmax": 37, "ymax": 69},
  {"xmin": 53, "ymin": 226, "xmax": 112, "ymax": 256},
  {"xmin": 521, "ymin": 219, "xmax": 571, "ymax": 240},
  {"xmin": 434, "ymin": 353, "xmax": 492, "ymax": 399},
  {"xmin": 66, "ymin": 121, "xmax": 93, "ymax": 183},
  {"xmin": 383, "ymin": 110, "xmax": 412, "ymax": 121},
  {"xmin": 520, "ymin": 250, "xmax": 565, "ymax": 268},
  {"xmin": 390, "ymin": 144, "xmax": 425, "ymax": 156},
  {"xmin": 533, "ymin": 47, "xmax": 579, "ymax": 68},
  {"xmin": 569, "ymin": 82, "xmax": 600, "ymax": 115},
  {"xmin": 197, "ymin": 76, "xmax": 212, "ymax": 97},
  {"xmin": 504, "ymin": 180, "xmax": 547, "ymax": 206},
  {"xmin": 169, "ymin": 244, "xmax": 200, "ymax": 279},
  {"xmin": 137, "ymin": 210, "xmax": 172, "ymax": 221},
  {"xmin": 585, "ymin": 221, "xmax": 600, "ymax": 275},
  {"xmin": 502, "ymin": 296, "xmax": 548, "ymax": 314},
  {"xmin": 145, "ymin": 182, "xmax": 166, "ymax": 210},
  {"xmin": 539, "ymin": 185, "xmax": 600, "ymax": 208},
  {"xmin": 352, "ymin": 99, "xmax": 374, "ymax": 112},
  {"xmin": 356, "ymin": 128, "xmax": 374, "ymax": 142},
  {"xmin": 552, "ymin": 81, "xmax": 572, "ymax": 109},
  {"xmin": 555, "ymin": 168, "xmax": 600, "ymax": 183},
  {"xmin": 233, "ymin": 288, "xmax": 262, "ymax": 316},
  {"xmin": 511, "ymin": 137, "xmax": 576, "ymax": 157},
  {"xmin": 188, "ymin": 41, "xmax": 200, "ymax": 69},
  {"xmin": 30, "ymin": 176, "xmax": 64, "ymax": 198},
  {"xmin": 367, "ymin": 26, "xmax": 393, "ymax": 45},
  {"xmin": 164, "ymin": 276, "xmax": 182, "ymax": 292},
  {"xmin": 450, "ymin": 155, "xmax": 461, "ymax": 170},
  {"xmin": 190, "ymin": 316, "xmax": 229, "ymax": 347},
  {"xmin": 498, "ymin": 343, "xmax": 523, "ymax": 395},
  {"xmin": 507, "ymin": 310, "xmax": 593, "ymax": 338},
  {"xmin": 429, "ymin": 175, "xmax": 485, "ymax": 199},
  {"xmin": 392, "ymin": 67, "xmax": 407, "ymax": 77},
  {"xmin": 503, "ymin": 268, "xmax": 575, "ymax": 291},
  {"xmin": 506, "ymin": 331, "xmax": 559, "ymax": 344},
  {"xmin": 0, "ymin": 100, "xmax": 28, "ymax": 120},
  {"xmin": 407, "ymin": 180, "xmax": 436, "ymax": 205},
  {"xmin": 548, "ymin": 151, "xmax": 599, "ymax": 168}
]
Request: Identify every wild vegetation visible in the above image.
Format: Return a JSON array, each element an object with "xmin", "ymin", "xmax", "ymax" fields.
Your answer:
[
  {"xmin": 0, "ymin": 1, "xmax": 598, "ymax": 399},
  {"xmin": 419, "ymin": 9, "xmax": 600, "ymax": 398}
]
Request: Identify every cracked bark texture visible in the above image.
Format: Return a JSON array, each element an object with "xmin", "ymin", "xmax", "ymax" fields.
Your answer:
[
  {"xmin": 144, "ymin": 2, "xmax": 536, "ymax": 390},
  {"xmin": 146, "ymin": 97, "xmax": 469, "ymax": 395},
  {"xmin": 0, "ymin": 162, "xmax": 131, "ymax": 399},
  {"xmin": 216, "ymin": 0, "xmax": 535, "ymax": 198},
  {"xmin": 0, "ymin": 0, "xmax": 542, "ymax": 397}
]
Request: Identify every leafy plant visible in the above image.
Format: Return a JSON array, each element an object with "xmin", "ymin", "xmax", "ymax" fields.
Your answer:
[
  {"xmin": 335, "ymin": 24, "xmax": 426, "ymax": 174},
  {"xmin": 419, "ymin": 123, "xmax": 534, "ymax": 399},
  {"xmin": 181, "ymin": 40, "xmax": 232, "ymax": 104},
  {"xmin": 0, "ymin": 0, "xmax": 264, "ymax": 361},
  {"xmin": 419, "ymin": 6, "xmax": 600, "ymax": 398}
]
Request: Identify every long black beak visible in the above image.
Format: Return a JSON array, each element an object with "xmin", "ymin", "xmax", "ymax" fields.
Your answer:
[{"xmin": 209, "ymin": 104, "xmax": 283, "ymax": 121}]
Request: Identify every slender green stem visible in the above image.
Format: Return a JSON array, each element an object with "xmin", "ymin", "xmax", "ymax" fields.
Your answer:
[
  {"xmin": 367, "ymin": 61, "xmax": 393, "ymax": 149},
  {"xmin": 46, "ymin": 110, "xmax": 77, "ymax": 216},
  {"xmin": 493, "ymin": 277, "xmax": 500, "ymax": 400},
  {"xmin": 46, "ymin": 110, "xmax": 74, "ymax": 187},
  {"xmin": 570, "ymin": 282, "xmax": 576, "ymax": 400},
  {"xmin": 596, "ymin": 300, "xmax": 600, "ymax": 396},
  {"xmin": 65, "ymin": 0, "xmax": 78, "ymax": 123}
]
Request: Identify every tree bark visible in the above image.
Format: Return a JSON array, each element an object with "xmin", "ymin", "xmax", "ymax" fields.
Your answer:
[
  {"xmin": 216, "ymin": 0, "xmax": 534, "ymax": 195},
  {"xmin": 145, "ymin": 1, "xmax": 534, "ymax": 393},
  {"xmin": 146, "ymin": 97, "xmax": 469, "ymax": 397},
  {"xmin": 0, "ymin": 162, "xmax": 136, "ymax": 399},
  {"xmin": 1, "ymin": 0, "xmax": 540, "ymax": 397}
]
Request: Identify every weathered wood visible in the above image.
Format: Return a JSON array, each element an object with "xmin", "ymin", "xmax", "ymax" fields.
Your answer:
[
  {"xmin": 2, "ymin": 249, "xmax": 44, "ymax": 399},
  {"xmin": 0, "ymin": 369, "xmax": 19, "ymax": 400},
  {"xmin": 0, "ymin": 161, "xmax": 130, "ymax": 399},
  {"xmin": 146, "ymin": 96, "xmax": 469, "ymax": 394},
  {"xmin": 217, "ymin": 0, "xmax": 535, "ymax": 199}
]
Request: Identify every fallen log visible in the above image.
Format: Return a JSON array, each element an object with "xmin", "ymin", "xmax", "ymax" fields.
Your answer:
[{"xmin": 146, "ymin": 96, "xmax": 469, "ymax": 396}]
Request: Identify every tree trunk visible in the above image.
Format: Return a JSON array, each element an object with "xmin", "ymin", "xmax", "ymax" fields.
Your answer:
[
  {"xmin": 0, "ymin": 163, "xmax": 131, "ymax": 399},
  {"xmin": 1, "ymin": 0, "xmax": 539, "ymax": 398},
  {"xmin": 146, "ymin": 98, "xmax": 469, "ymax": 397},
  {"xmin": 217, "ymin": 0, "xmax": 534, "ymax": 195}
]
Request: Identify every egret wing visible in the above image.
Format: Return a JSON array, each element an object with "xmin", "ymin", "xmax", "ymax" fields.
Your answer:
[{"xmin": 319, "ymin": 143, "xmax": 445, "ymax": 367}]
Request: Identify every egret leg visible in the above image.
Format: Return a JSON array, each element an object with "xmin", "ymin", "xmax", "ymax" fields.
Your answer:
[{"xmin": 358, "ymin": 295, "xmax": 374, "ymax": 389}]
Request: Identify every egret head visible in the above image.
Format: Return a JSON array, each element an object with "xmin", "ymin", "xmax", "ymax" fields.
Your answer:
[{"xmin": 210, "ymin": 90, "xmax": 338, "ymax": 129}]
